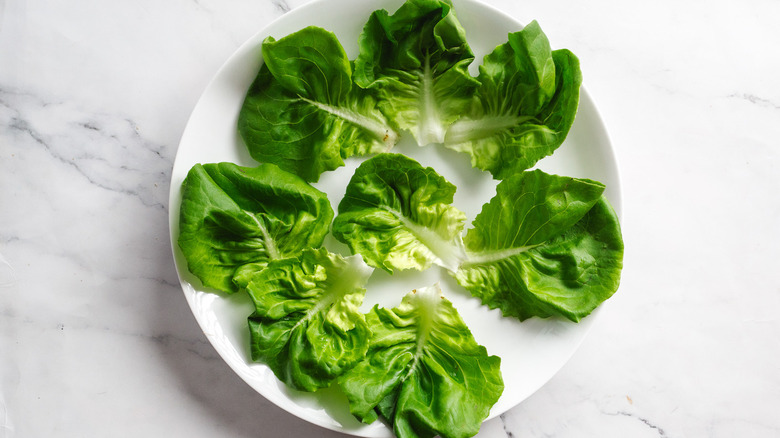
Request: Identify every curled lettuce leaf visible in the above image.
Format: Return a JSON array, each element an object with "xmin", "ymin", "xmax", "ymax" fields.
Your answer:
[
  {"xmin": 333, "ymin": 155, "xmax": 622, "ymax": 321},
  {"xmin": 236, "ymin": 248, "xmax": 374, "ymax": 392},
  {"xmin": 454, "ymin": 170, "xmax": 623, "ymax": 321},
  {"xmin": 339, "ymin": 284, "xmax": 503, "ymax": 438},
  {"xmin": 238, "ymin": 26, "xmax": 399, "ymax": 182},
  {"xmin": 177, "ymin": 162, "xmax": 333, "ymax": 293},
  {"xmin": 331, "ymin": 153, "xmax": 466, "ymax": 272},
  {"xmin": 444, "ymin": 21, "xmax": 583, "ymax": 179},
  {"xmin": 354, "ymin": 0, "xmax": 480, "ymax": 146}
]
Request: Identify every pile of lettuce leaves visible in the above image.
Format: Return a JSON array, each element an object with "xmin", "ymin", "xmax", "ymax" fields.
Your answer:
[{"xmin": 176, "ymin": 1, "xmax": 624, "ymax": 437}]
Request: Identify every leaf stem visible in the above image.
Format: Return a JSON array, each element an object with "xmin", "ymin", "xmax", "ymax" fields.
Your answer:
[
  {"xmin": 300, "ymin": 97, "xmax": 398, "ymax": 149},
  {"xmin": 405, "ymin": 285, "xmax": 443, "ymax": 380},
  {"xmin": 460, "ymin": 245, "xmax": 539, "ymax": 268},
  {"xmin": 244, "ymin": 212, "xmax": 280, "ymax": 260},
  {"xmin": 444, "ymin": 115, "xmax": 535, "ymax": 145},
  {"xmin": 388, "ymin": 207, "xmax": 467, "ymax": 271},
  {"xmin": 415, "ymin": 55, "xmax": 446, "ymax": 145}
]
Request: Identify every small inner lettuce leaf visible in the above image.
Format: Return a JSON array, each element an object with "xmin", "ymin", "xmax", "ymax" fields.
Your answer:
[
  {"xmin": 238, "ymin": 26, "xmax": 398, "ymax": 182},
  {"xmin": 444, "ymin": 21, "xmax": 583, "ymax": 179},
  {"xmin": 453, "ymin": 170, "xmax": 623, "ymax": 322},
  {"xmin": 238, "ymin": 248, "xmax": 374, "ymax": 392},
  {"xmin": 177, "ymin": 162, "xmax": 333, "ymax": 294},
  {"xmin": 332, "ymin": 153, "xmax": 467, "ymax": 272},
  {"xmin": 354, "ymin": 0, "xmax": 480, "ymax": 146},
  {"xmin": 339, "ymin": 284, "xmax": 503, "ymax": 438}
]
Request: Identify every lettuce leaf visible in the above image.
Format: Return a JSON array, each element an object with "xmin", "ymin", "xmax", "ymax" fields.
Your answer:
[
  {"xmin": 454, "ymin": 170, "xmax": 624, "ymax": 321},
  {"xmin": 444, "ymin": 21, "xmax": 583, "ymax": 179},
  {"xmin": 177, "ymin": 162, "xmax": 333, "ymax": 293},
  {"xmin": 235, "ymin": 248, "xmax": 374, "ymax": 392},
  {"xmin": 354, "ymin": 0, "xmax": 480, "ymax": 146},
  {"xmin": 238, "ymin": 26, "xmax": 399, "ymax": 182},
  {"xmin": 333, "ymin": 154, "xmax": 622, "ymax": 321},
  {"xmin": 331, "ymin": 153, "xmax": 467, "ymax": 272},
  {"xmin": 338, "ymin": 284, "xmax": 503, "ymax": 438}
]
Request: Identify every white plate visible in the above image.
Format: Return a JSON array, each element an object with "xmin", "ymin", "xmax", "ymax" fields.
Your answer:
[{"xmin": 168, "ymin": 0, "xmax": 622, "ymax": 436}]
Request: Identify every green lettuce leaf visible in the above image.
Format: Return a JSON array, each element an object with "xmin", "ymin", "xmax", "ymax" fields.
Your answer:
[
  {"xmin": 354, "ymin": 0, "xmax": 480, "ymax": 146},
  {"xmin": 453, "ymin": 170, "xmax": 623, "ymax": 321},
  {"xmin": 238, "ymin": 26, "xmax": 399, "ymax": 182},
  {"xmin": 333, "ymin": 156, "xmax": 621, "ymax": 321},
  {"xmin": 237, "ymin": 248, "xmax": 374, "ymax": 392},
  {"xmin": 331, "ymin": 153, "xmax": 466, "ymax": 272},
  {"xmin": 339, "ymin": 284, "xmax": 503, "ymax": 438},
  {"xmin": 444, "ymin": 21, "xmax": 583, "ymax": 179},
  {"xmin": 177, "ymin": 162, "xmax": 333, "ymax": 294}
]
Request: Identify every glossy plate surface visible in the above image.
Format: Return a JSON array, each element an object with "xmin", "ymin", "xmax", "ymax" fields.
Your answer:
[{"xmin": 168, "ymin": 0, "xmax": 621, "ymax": 436}]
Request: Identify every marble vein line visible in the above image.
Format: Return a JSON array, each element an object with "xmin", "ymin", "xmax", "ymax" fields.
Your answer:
[
  {"xmin": 148, "ymin": 332, "xmax": 222, "ymax": 362},
  {"xmin": 498, "ymin": 413, "xmax": 515, "ymax": 438},
  {"xmin": 106, "ymin": 270, "xmax": 182, "ymax": 290},
  {"xmin": 0, "ymin": 229, "xmax": 174, "ymax": 291},
  {"xmin": 0, "ymin": 235, "xmax": 20, "ymax": 246},
  {"xmin": 1, "ymin": 87, "xmax": 173, "ymax": 211},
  {"xmin": 729, "ymin": 92, "xmax": 780, "ymax": 110},
  {"xmin": 607, "ymin": 410, "xmax": 668, "ymax": 437},
  {"xmin": 272, "ymin": 0, "xmax": 291, "ymax": 13},
  {"xmin": 8, "ymin": 116, "xmax": 111, "ymax": 189}
]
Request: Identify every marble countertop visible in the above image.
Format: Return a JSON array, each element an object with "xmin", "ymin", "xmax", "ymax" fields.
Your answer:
[{"xmin": 2, "ymin": 0, "xmax": 778, "ymax": 436}]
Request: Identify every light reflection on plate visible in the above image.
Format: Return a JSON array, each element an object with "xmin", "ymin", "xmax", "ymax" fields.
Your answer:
[{"xmin": 168, "ymin": 0, "xmax": 621, "ymax": 436}]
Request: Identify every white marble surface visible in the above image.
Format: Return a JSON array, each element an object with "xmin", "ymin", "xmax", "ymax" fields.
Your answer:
[{"xmin": 2, "ymin": 0, "xmax": 779, "ymax": 437}]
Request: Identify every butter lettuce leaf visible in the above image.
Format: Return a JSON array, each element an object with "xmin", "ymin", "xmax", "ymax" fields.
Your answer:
[
  {"xmin": 177, "ymin": 162, "xmax": 333, "ymax": 294},
  {"xmin": 332, "ymin": 156, "xmax": 622, "ymax": 322},
  {"xmin": 453, "ymin": 170, "xmax": 623, "ymax": 321},
  {"xmin": 354, "ymin": 0, "xmax": 480, "ymax": 146},
  {"xmin": 339, "ymin": 285, "xmax": 503, "ymax": 438},
  {"xmin": 236, "ymin": 248, "xmax": 374, "ymax": 392},
  {"xmin": 331, "ymin": 153, "xmax": 466, "ymax": 272},
  {"xmin": 444, "ymin": 21, "xmax": 583, "ymax": 179},
  {"xmin": 238, "ymin": 26, "xmax": 398, "ymax": 182}
]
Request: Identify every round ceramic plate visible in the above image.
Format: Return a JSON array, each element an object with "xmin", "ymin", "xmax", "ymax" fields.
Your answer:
[{"xmin": 168, "ymin": 0, "xmax": 621, "ymax": 436}]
